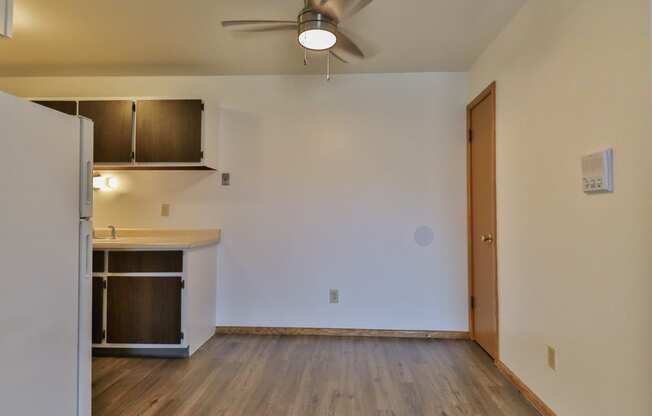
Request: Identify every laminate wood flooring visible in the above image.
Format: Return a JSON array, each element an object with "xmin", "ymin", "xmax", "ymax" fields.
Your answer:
[{"xmin": 92, "ymin": 335, "xmax": 538, "ymax": 416}]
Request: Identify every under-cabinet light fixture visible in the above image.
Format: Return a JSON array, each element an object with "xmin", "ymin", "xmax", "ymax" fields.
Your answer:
[{"xmin": 93, "ymin": 175, "xmax": 119, "ymax": 192}]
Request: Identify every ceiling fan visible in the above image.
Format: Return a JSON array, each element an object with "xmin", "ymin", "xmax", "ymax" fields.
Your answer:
[{"xmin": 221, "ymin": 0, "xmax": 373, "ymax": 71}]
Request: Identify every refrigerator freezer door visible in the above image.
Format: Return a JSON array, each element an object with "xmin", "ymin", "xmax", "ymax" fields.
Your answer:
[
  {"xmin": 78, "ymin": 219, "xmax": 93, "ymax": 416},
  {"xmin": 79, "ymin": 117, "xmax": 94, "ymax": 219}
]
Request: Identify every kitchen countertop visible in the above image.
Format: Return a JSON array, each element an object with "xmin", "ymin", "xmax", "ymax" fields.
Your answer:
[{"xmin": 93, "ymin": 228, "xmax": 221, "ymax": 250}]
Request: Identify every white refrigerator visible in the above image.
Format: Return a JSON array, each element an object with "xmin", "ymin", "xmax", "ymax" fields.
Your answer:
[{"xmin": 0, "ymin": 91, "xmax": 94, "ymax": 416}]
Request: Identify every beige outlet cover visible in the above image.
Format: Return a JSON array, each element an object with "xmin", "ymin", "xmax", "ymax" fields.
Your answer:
[{"xmin": 161, "ymin": 203, "xmax": 171, "ymax": 217}]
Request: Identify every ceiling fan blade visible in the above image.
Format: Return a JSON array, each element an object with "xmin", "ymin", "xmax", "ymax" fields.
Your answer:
[
  {"xmin": 305, "ymin": 0, "xmax": 373, "ymax": 21},
  {"xmin": 305, "ymin": 0, "xmax": 346, "ymax": 22},
  {"xmin": 342, "ymin": 0, "xmax": 373, "ymax": 19},
  {"xmin": 222, "ymin": 20, "xmax": 297, "ymax": 30},
  {"xmin": 235, "ymin": 25, "xmax": 298, "ymax": 33},
  {"xmin": 330, "ymin": 50, "xmax": 348, "ymax": 63},
  {"xmin": 331, "ymin": 31, "xmax": 364, "ymax": 62}
]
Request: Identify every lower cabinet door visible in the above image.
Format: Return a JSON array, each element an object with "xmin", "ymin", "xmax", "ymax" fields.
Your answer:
[
  {"xmin": 106, "ymin": 276, "xmax": 182, "ymax": 344},
  {"xmin": 92, "ymin": 276, "xmax": 105, "ymax": 344}
]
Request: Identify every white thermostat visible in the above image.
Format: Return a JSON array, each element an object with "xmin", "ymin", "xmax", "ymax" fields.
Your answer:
[{"xmin": 582, "ymin": 148, "xmax": 613, "ymax": 193}]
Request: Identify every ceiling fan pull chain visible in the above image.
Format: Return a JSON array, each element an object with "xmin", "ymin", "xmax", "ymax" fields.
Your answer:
[
  {"xmin": 326, "ymin": 52, "xmax": 331, "ymax": 81},
  {"xmin": 304, "ymin": 49, "xmax": 308, "ymax": 66}
]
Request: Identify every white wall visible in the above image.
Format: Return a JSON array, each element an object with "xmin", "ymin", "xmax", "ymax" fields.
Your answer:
[
  {"xmin": 0, "ymin": 73, "xmax": 470, "ymax": 331},
  {"xmin": 470, "ymin": 0, "xmax": 652, "ymax": 415}
]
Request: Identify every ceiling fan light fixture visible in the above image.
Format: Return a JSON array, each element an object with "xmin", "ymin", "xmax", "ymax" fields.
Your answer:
[
  {"xmin": 298, "ymin": 28, "xmax": 336, "ymax": 51},
  {"xmin": 297, "ymin": 11, "xmax": 337, "ymax": 51}
]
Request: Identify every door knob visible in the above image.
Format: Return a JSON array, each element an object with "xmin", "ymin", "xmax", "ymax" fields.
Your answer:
[{"xmin": 481, "ymin": 234, "xmax": 494, "ymax": 244}]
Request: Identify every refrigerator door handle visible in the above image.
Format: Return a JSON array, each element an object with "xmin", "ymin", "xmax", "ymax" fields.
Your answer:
[
  {"xmin": 79, "ymin": 117, "xmax": 94, "ymax": 219},
  {"xmin": 84, "ymin": 232, "xmax": 92, "ymax": 279},
  {"xmin": 85, "ymin": 161, "xmax": 93, "ymax": 208}
]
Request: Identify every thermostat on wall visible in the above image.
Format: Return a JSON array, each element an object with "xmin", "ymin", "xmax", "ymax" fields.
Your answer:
[{"xmin": 582, "ymin": 148, "xmax": 613, "ymax": 193}]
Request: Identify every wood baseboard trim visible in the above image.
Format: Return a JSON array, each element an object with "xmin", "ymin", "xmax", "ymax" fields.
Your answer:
[
  {"xmin": 495, "ymin": 361, "xmax": 556, "ymax": 416},
  {"xmin": 215, "ymin": 326, "xmax": 469, "ymax": 340}
]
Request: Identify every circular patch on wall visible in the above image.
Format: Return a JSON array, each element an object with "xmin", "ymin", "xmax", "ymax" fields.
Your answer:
[{"xmin": 414, "ymin": 226, "xmax": 435, "ymax": 247}]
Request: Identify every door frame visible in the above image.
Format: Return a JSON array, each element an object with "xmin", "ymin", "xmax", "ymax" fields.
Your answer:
[{"xmin": 466, "ymin": 82, "xmax": 499, "ymax": 359}]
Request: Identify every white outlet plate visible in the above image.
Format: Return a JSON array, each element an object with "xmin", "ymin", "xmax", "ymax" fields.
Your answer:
[{"xmin": 329, "ymin": 289, "xmax": 339, "ymax": 304}]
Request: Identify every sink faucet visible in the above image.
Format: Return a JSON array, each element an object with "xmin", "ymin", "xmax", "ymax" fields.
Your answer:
[{"xmin": 108, "ymin": 225, "xmax": 117, "ymax": 240}]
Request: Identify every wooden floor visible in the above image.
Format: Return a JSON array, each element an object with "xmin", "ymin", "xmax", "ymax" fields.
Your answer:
[{"xmin": 93, "ymin": 335, "xmax": 538, "ymax": 416}]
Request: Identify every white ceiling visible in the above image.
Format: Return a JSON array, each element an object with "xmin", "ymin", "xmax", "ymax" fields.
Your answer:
[{"xmin": 0, "ymin": 0, "xmax": 525, "ymax": 76}]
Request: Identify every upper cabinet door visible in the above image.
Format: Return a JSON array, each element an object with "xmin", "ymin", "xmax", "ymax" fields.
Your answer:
[
  {"xmin": 79, "ymin": 101, "xmax": 134, "ymax": 163},
  {"xmin": 33, "ymin": 100, "xmax": 77, "ymax": 116},
  {"xmin": 135, "ymin": 100, "xmax": 203, "ymax": 163}
]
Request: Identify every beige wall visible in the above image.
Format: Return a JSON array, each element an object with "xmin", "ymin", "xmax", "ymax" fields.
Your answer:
[
  {"xmin": 0, "ymin": 73, "xmax": 471, "ymax": 332},
  {"xmin": 470, "ymin": 0, "xmax": 652, "ymax": 414}
]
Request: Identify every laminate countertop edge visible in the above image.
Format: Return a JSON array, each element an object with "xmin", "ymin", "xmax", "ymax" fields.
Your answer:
[{"xmin": 93, "ymin": 229, "xmax": 221, "ymax": 250}]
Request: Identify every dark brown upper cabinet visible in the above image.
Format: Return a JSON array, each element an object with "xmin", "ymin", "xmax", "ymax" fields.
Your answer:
[
  {"xmin": 135, "ymin": 100, "xmax": 203, "ymax": 163},
  {"xmin": 79, "ymin": 101, "xmax": 134, "ymax": 163},
  {"xmin": 33, "ymin": 100, "xmax": 78, "ymax": 116}
]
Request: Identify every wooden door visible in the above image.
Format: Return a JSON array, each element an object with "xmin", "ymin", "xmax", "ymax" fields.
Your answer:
[
  {"xmin": 33, "ymin": 100, "xmax": 77, "ymax": 116},
  {"xmin": 106, "ymin": 276, "xmax": 182, "ymax": 344},
  {"xmin": 79, "ymin": 101, "xmax": 134, "ymax": 163},
  {"xmin": 468, "ymin": 83, "xmax": 499, "ymax": 359},
  {"xmin": 135, "ymin": 100, "xmax": 203, "ymax": 163}
]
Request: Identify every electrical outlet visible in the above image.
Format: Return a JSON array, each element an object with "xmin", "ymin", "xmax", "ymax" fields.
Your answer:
[
  {"xmin": 222, "ymin": 173, "xmax": 230, "ymax": 186},
  {"xmin": 329, "ymin": 289, "xmax": 339, "ymax": 304},
  {"xmin": 161, "ymin": 203, "xmax": 171, "ymax": 217},
  {"xmin": 547, "ymin": 346, "xmax": 557, "ymax": 371}
]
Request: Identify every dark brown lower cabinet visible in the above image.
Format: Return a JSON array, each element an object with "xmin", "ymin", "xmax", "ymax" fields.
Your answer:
[
  {"xmin": 108, "ymin": 251, "xmax": 183, "ymax": 273},
  {"xmin": 93, "ymin": 251, "xmax": 105, "ymax": 273},
  {"xmin": 92, "ymin": 277, "xmax": 105, "ymax": 344},
  {"xmin": 106, "ymin": 276, "xmax": 182, "ymax": 345}
]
